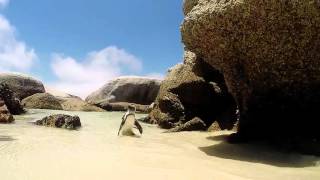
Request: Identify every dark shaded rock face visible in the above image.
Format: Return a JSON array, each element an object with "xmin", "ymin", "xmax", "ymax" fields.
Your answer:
[
  {"xmin": 94, "ymin": 101, "xmax": 151, "ymax": 113},
  {"xmin": 0, "ymin": 73, "xmax": 45, "ymax": 100},
  {"xmin": 182, "ymin": 0, "xmax": 320, "ymax": 144},
  {"xmin": 22, "ymin": 93, "xmax": 105, "ymax": 112},
  {"xmin": 149, "ymin": 51, "xmax": 237, "ymax": 131},
  {"xmin": 35, "ymin": 114, "xmax": 81, "ymax": 130},
  {"xmin": 0, "ymin": 98, "xmax": 14, "ymax": 123},
  {"xmin": 0, "ymin": 83, "xmax": 24, "ymax": 115},
  {"xmin": 86, "ymin": 77, "xmax": 161, "ymax": 105}
]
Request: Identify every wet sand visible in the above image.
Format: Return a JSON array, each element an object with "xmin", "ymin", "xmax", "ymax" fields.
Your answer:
[{"xmin": 0, "ymin": 109, "xmax": 319, "ymax": 180}]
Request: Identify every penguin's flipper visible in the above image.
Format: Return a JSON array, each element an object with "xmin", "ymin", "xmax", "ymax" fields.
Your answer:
[
  {"xmin": 117, "ymin": 118, "xmax": 126, "ymax": 136},
  {"xmin": 134, "ymin": 120, "xmax": 143, "ymax": 135}
]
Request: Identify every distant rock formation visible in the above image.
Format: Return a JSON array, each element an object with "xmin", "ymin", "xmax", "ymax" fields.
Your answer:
[
  {"xmin": 45, "ymin": 86, "xmax": 81, "ymax": 99},
  {"xmin": 22, "ymin": 93, "xmax": 63, "ymax": 110},
  {"xmin": 94, "ymin": 101, "xmax": 152, "ymax": 113},
  {"xmin": 86, "ymin": 77, "xmax": 161, "ymax": 105},
  {"xmin": 149, "ymin": 51, "xmax": 237, "ymax": 131},
  {"xmin": 35, "ymin": 114, "xmax": 81, "ymax": 130},
  {"xmin": 181, "ymin": 0, "xmax": 320, "ymax": 152},
  {"xmin": 22, "ymin": 93, "xmax": 105, "ymax": 112},
  {"xmin": 58, "ymin": 97, "xmax": 105, "ymax": 112},
  {"xmin": 0, "ymin": 73, "xmax": 45, "ymax": 100},
  {"xmin": 0, "ymin": 98, "xmax": 14, "ymax": 123}
]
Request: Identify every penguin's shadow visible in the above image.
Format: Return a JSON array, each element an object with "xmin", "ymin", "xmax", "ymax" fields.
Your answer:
[
  {"xmin": 119, "ymin": 135, "xmax": 142, "ymax": 138},
  {"xmin": 0, "ymin": 135, "xmax": 16, "ymax": 141}
]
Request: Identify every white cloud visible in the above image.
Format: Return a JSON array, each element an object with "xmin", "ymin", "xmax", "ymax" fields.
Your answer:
[
  {"xmin": 0, "ymin": 14, "xmax": 37, "ymax": 72},
  {"xmin": 50, "ymin": 46, "xmax": 143, "ymax": 98},
  {"xmin": 0, "ymin": 0, "xmax": 9, "ymax": 8}
]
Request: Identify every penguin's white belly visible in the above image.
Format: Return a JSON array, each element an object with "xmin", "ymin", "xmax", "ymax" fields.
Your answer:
[{"xmin": 121, "ymin": 114, "xmax": 136, "ymax": 136}]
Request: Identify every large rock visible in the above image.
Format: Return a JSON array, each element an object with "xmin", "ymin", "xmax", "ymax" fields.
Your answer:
[
  {"xmin": 0, "ymin": 73, "xmax": 45, "ymax": 100},
  {"xmin": 86, "ymin": 77, "xmax": 161, "ymax": 105},
  {"xmin": 181, "ymin": 1, "xmax": 320, "ymax": 143},
  {"xmin": 0, "ymin": 98, "xmax": 14, "ymax": 123},
  {"xmin": 149, "ymin": 51, "xmax": 237, "ymax": 130},
  {"xmin": 35, "ymin": 114, "xmax": 81, "ymax": 130},
  {"xmin": 22, "ymin": 93, "xmax": 105, "ymax": 112},
  {"xmin": 0, "ymin": 83, "xmax": 24, "ymax": 115}
]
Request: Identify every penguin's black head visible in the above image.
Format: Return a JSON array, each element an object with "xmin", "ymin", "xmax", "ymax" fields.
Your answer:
[{"xmin": 128, "ymin": 105, "xmax": 136, "ymax": 112}]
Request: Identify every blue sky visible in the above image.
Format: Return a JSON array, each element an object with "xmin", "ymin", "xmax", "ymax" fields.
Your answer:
[{"xmin": 0, "ymin": 0, "xmax": 184, "ymax": 97}]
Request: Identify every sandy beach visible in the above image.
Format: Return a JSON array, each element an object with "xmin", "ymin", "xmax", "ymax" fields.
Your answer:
[{"xmin": 0, "ymin": 109, "xmax": 319, "ymax": 180}]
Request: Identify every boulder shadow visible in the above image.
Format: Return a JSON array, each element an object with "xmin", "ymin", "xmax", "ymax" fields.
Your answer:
[
  {"xmin": 0, "ymin": 135, "xmax": 16, "ymax": 141},
  {"xmin": 200, "ymin": 135, "xmax": 320, "ymax": 168}
]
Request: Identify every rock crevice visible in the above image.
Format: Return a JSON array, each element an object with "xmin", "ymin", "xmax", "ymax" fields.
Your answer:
[{"xmin": 149, "ymin": 50, "xmax": 237, "ymax": 131}]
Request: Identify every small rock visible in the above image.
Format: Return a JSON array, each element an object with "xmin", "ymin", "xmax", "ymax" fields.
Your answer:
[
  {"xmin": 137, "ymin": 115, "xmax": 157, "ymax": 124},
  {"xmin": 35, "ymin": 114, "xmax": 81, "ymax": 130},
  {"xmin": 0, "ymin": 98, "xmax": 14, "ymax": 123},
  {"xmin": 166, "ymin": 117, "xmax": 207, "ymax": 132},
  {"xmin": 208, "ymin": 121, "xmax": 222, "ymax": 132}
]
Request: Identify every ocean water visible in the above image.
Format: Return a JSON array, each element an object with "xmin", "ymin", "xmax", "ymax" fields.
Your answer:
[{"xmin": 0, "ymin": 109, "xmax": 319, "ymax": 180}]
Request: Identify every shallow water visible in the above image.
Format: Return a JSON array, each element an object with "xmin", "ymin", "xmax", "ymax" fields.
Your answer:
[{"xmin": 0, "ymin": 109, "xmax": 319, "ymax": 180}]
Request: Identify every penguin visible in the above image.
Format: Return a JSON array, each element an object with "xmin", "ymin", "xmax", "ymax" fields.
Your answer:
[{"xmin": 117, "ymin": 105, "xmax": 143, "ymax": 136}]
